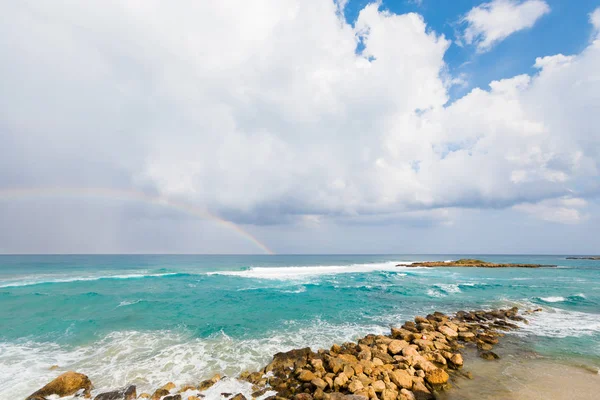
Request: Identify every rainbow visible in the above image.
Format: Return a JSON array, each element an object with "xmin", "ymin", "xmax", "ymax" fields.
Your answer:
[{"xmin": 0, "ymin": 187, "xmax": 275, "ymax": 255}]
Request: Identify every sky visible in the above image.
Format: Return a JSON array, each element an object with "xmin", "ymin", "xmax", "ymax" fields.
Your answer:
[{"xmin": 0, "ymin": 0, "xmax": 599, "ymax": 255}]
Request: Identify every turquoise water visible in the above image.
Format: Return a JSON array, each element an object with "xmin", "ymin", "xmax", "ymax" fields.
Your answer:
[{"xmin": 1, "ymin": 255, "xmax": 599, "ymax": 398}]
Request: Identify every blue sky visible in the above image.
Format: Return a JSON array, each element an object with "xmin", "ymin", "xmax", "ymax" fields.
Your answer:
[
  {"xmin": 345, "ymin": 0, "xmax": 599, "ymax": 99},
  {"xmin": 0, "ymin": 0, "xmax": 599, "ymax": 254}
]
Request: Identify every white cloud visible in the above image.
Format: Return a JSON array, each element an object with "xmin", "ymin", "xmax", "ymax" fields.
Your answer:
[
  {"xmin": 591, "ymin": 7, "xmax": 600, "ymax": 36},
  {"xmin": 461, "ymin": 0, "xmax": 550, "ymax": 52},
  {"xmin": 0, "ymin": 0, "xmax": 598, "ymax": 234},
  {"xmin": 514, "ymin": 197, "xmax": 589, "ymax": 224}
]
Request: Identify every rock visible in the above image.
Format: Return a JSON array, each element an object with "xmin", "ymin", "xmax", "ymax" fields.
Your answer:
[
  {"xmin": 266, "ymin": 348, "xmax": 314, "ymax": 374},
  {"xmin": 93, "ymin": 385, "xmax": 136, "ymax": 400},
  {"xmin": 458, "ymin": 331, "xmax": 475, "ymax": 340},
  {"xmin": 380, "ymin": 389, "xmax": 398, "ymax": 400},
  {"xmin": 348, "ymin": 379, "xmax": 364, "ymax": 393},
  {"xmin": 438, "ymin": 326, "xmax": 458, "ymax": 339},
  {"xmin": 251, "ymin": 388, "xmax": 268, "ymax": 398},
  {"xmin": 449, "ymin": 353, "xmax": 463, "ymax": 367},
  {"xmin": 425, "ymin": 368, "xmax": 449, "ymax": 385},
  {"xmin": 389, "ymin": 369, "xmax": 412, "ymax": 389},
  {"xmin": 411, "ymin": 379, "xmax": 433, "ymax": 400},
  {"xmin": 401, "ymin": 346, "xmax": 419, "ymax": 357},
  {"xmin": 297, "ymin": 369, "xmax": 317, "ymax": 382},
  {"xmin": 333, "ymin": 372, "xmax": 349, "ymax": 389},
  {"xmin": 198, "ymin": 374, "xmax": 221, "ymax": 391},
  {"xmin": 163, "ymin": 395, "xmax": 181, "ymax": 400},
  {"xmin": 311, "ymin": 378, "xmax": 328, "ymax": 390},
  {"xmin": 372, "ymin": 380, "xmax": 386, "ymax": 392},
  {"xmin": 480, "ymin": 351, "xmax": 500, "ymax": 360},
  {"xmin": 231, "ymin": 395, "xmax": 247, "ymax": 400},
  {"xmin": 26, "ymin": 371, "xmax": 93, "ymax": 400},
  {"xmin": 387, "ymin": 340, "xmax": 409, "ymax": 355},
  {"xmin": 150, "ymin": 389, "xmax": 169, "ymax": 400},
  {"xmin": 179, "ymin": 385, "xmax": 197, "ymax": 393},
  {"xmin": 414, "ymin": 316, "xmax": 428, "ymax": 324},
  {"xmin": 400, "ymin": 389, "xmax": 416, "ymax": 400},
  {"xmin": 161, "ymin": 382, "xmax": 176, "ymax": 392},
  {"xmin": 188, "ymin": 397, "xmax": 201, "ymax": 400},
  {"xmin": 49, "ymin": 365, "xmax": 59, "ymax": 371},
  {"xmin": 477, "ymin": 341, "xmax": 494, "ymax": 351}
]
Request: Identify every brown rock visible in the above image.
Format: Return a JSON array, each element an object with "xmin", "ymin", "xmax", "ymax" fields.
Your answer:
[
  {"xmin": 198, "ymin": 374, "xmax": 221, "ymax": 391},
  {"xmin": 388, "ymin": 340, "xmax": 409, "ymax": 355},
  {"xmin": 188, "ymin": 397, "xmax": 201, "ymax": 400},
  {"xmin": 161, "ymin": 382, "xmax": 175, "ymax": 392},
  {"xmin": 311, "ymin": 378, "xmax": 328, "ymax": 390},
  {"xmin": 411, "ymin": 378, "xmax": 433, "ymax": 400},
  {"xmin": 425, "ymin": 368, "xmax": 449, "ymax": 385},
  {"xmin": 26, "ymin": 371, "xmax": 93, "ymax": 400},
  {"xmin": 390, "ymin": 370, "xmax": 412, "ymax": 389},
  {"xmin": 381, "ymin": 389, "xmax": 398, "ymax": 400},
  {"xmin": 438, "ymin": 326, "xmax": 458, "ymax": 339},
  {"xmin": 333, "ymin": 372, "xmax": 349, "ymax": 389},
  {"xmin": 480, "ymin": 351, "xmax": 500, "ymax": 360},
  {"xmin": 150, "ymin": 389, "xmax": 169, "ymax": 400},
  {"xmin": 93, "ymin": 385, "xmax": 136, "ymax": 400},
  {"xmin": 293, "ymin": 394, "xmax": 312, "ymax": 400},
  {"xmin": 49, "ymin": 365, "xmax": 59, "ymax": 371},
  {"xmin": 138, "ymin": 394, "xmax": 150, "ymax": 399},
  {"xmin": 449, "ymin": 353, "xmax": 463, "ymax": 367},
  {"xmin": 231, "ymin": 394, "xmax": 247, "ymax": 400},
  {"xmin": 348, "ymin": 379, "xmax": 364, "ymax": 393},
  {"xmin": 179, "ymin": 385, "xmax": 197, "ymax": 393},
  {"xmin": 372, "ymin": 380, "xmax": 386, "ymax": 392},
  {"xmin": 298, "ymin": 370, "xmax": 317, "ymax": 382},
  {"xmin": 163, "ymin": 395, "xmax": 181, "ymax": 400}
]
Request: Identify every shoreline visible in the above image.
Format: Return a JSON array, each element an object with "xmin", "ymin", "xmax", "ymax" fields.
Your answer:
[{"xmin": 26, "ymin": 307, "xmax": 557, "ymax": 400}]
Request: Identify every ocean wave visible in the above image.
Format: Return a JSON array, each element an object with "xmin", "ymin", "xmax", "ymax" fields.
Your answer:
[
  {"xmin": 539, "ymin": 296, "xmax": 566, "ymax": 303},
  {"xmin": 0, "ymin": 272, "xmax": 181, "ymax": 288},
  {"xmin": 207, "ymin": 262, "xmax": 407, "ymax": 280},
  {"xmin": 0, "ymin": 320, "xmax": 389, "ymax": 399},
  {"xmin": 515, "ymin": 308, "xmax": 600, "ymax": 338}
]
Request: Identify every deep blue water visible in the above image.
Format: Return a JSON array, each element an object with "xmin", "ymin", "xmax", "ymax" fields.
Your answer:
[{"xmin": 0, "ymin": 254, "xmax": 598, "ymax": 398}]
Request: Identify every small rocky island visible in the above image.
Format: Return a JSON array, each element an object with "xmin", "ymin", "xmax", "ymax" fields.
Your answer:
[
  {"xmin": 397, "ymin": 259, "xmax": 552, "ymax": 268},
  {"xmin": 565, "ymin": 256, "xmax": 600, "ymax": 260},
  {"xmin": 25, "ymin": 307, "xmax": 530, "ymax": 400}
]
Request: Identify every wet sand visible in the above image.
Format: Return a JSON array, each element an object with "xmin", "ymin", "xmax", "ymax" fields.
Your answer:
[{"xmin": 442, "ymin": 345, "xmax": 600, "ymax": 400}]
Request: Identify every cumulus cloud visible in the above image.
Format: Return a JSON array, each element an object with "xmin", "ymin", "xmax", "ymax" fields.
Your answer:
[
  {"xmin": 514, "ymin": 197, "xmax": 589, "ymax": 224},
  {"xmin": 0, "ymin": 0, "xmax": 598, "ymax": 245},
  {"xmin": 461, "ymin": 0, "xmax": 550, "ymax": 52}
]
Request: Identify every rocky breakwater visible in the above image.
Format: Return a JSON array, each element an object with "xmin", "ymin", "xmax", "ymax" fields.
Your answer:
[
  {"xmin": 240, "ymin": 307, "xmax": 526, "ymax": 400},
  {"xmin": 397, "ymin": 259, "xmax": 553, "ymax": 268},
  {"xmin": 24, "ymin": 308, "xmax": 527, "ymax": 400}
]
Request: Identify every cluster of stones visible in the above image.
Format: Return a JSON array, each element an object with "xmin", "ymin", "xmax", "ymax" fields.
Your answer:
[
  {"xmin": 239, "ymin": 307, "xmax": 525, "ymax": 400},
  {"xmin": 24, "ymin": 308, "xmax": 527, "ymax": 400}
]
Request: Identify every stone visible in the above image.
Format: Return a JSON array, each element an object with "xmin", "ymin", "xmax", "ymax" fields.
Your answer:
[
  {"xmin": 93, "ymin": 385, "xmax": 136, "ymax": 400},
  {"xmin": 458, "ymin": 332, "xmax": 475, "ymax": 340},
  {"xmin": 138, "ymin": 394, "xmax": 150, "ymax": 399},
  {"xmin": 26, "ymin": 371, "xmax": 93, "ymax": 400},
  {"xmin": 188, "ymin": 397, "xmax": 201, "ymax": 400},
  {"xmin": 231, "ymin": 395, "xmax": 247, "ymax": 400},
  {"xmin": 372, "ymin": 380, "xmax": 386, "ymax": 392},
  {"xmin": 266, "ymin": 348, "xmax": 314, "ymax": 373},
  {"xmin": 411, "ymin": 378, "xmax": 433, "ymax": 400},
  {"xmin": 343, "ymin": 365, "xmax": 355, "ymax": 378},
  {"xmin": 150, "ymin": 389, "xmax": 169, "ymax": 400},
  {"xmin": 414, "ymin": 316, "xmax": 428, "ymax": 324},
  {"xmin": 179, "ymin": 385, "xmax": 197, "ymax": 393},
  {"xmin": 198, "ymin": 374, "xmax": 221, "ymax": 391},
  {"xmin": 449, "ymin": 353, "xmax": 463, "ymax": 367},
  {"xmin": 357, "ymin": 349, "xmax": 371, "ymax": 361},
  {"xmin": 480, "ymin": 351, "xmax": 500, "ymax": 360},
  {"xmin": 438, "ymin": 326, "xmax": 458, "ymax": 339},
  {"xmin": 49, "ymin": 365, "xmax": 59, "ymax": 371},
  {"xmin": 298, "ymin": 370, "xmax": 317, "ymax": 382},
  {"xmin": 387, "ymin": 340, "xmax": 409, "ymax": 355},
  {"xmin": 251, "ymin": 388, "xmax": 268, "ymax": 398},
  {"xmin": 338, "ymin": 354, "xmax": 359, "ymax": 364},
  {"xmin": 293, "ymin": 394, "xmax": 312, "ymax": 400},
  {"xmin": 390, "ymin": 370, "xmax": 413, "ymax": 389},
  {"xmin": 401, "ymin": 346, "xmax": 419, "ymax": 357},
  {"xmin": 311, "ymin": 378, "xmax": 328, "ymax": 390},
  {"xmin": 477, "ymin": 342, "xmax": 494, "ymax": 351},
  {"xmin": 163, "ymin": 395, "xmax": 181, "ymax": 400},
  {"xmin": 380, "ymin": 389, "xmax": 398, "ymax": 400},
  {"xmin": 400, "ymin": 389, "xmax": 416, "ymax": 400},
  {"xmin": 425, "ymin": 369, "xmax": 449, "ymax": 385},
  {"xmin": 333, "ymin": 372, "xmax": 349, "ymax": 389},
  {"xmin": 348, "ymin": 379, "xmax": 364, "ymax": 393},
  {"xmin": 160, "ymin": 382, "xmax": 175, "ymax": 392}
]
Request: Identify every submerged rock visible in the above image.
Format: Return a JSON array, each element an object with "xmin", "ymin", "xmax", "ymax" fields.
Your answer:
[
  {"xmin": 93, "ymin": 385, "xmax": 136, "ymax": 400},
  {"xmin": 479, "ymin": 351, "xmax": 500, "ymax": 360},
  {"xmin": 26, "ymin": 371, "xmax": 93, "ymax": 400}
]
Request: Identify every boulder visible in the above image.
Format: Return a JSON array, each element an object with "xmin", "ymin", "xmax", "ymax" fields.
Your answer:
[
  {"xmin": 138, "ymin": 394, "xmax": 150, "ymax": 399},
  {"xmin": 389, "ymin": 370, "xmax": 412, "ymax": 389},
  {"xmin": 311, "ymin": 378, "xmax": 328, "ymax": 390},
  {"xmin": 333, "ymin": 372, "xmax": 349, "ymax": 389},
  {"xmin": 372, "ymin": 380, "xmax": 386, "ymax": 392},
  {"xmin": 26, "ymin": 371, "xmax": 93, "ymax": 400},
  {"xmin": 161, "ymin": 382, "xmax": 176, "ymax": 392},
  {"xmin": 231, "ymin": 394, "xmax": 247, "ymax": 400},
  {"xmin": 150, "ymin": 388, "xmax": 169, "ymax": 400},
  {"xmin": 424, "ymin": 369, "xmax": 449, "ymax": 385},
  {"xmin": 93, "ymin": 385, "xmax": 136, "ymax": 400},
  {"xmin": 449, "ymin": 353, "xmax": 463, "ymax": 367},
  {"xmin": 179, "ymin": 385, "xmax": 197, "ymax": 393},
  {"xmin": 380, "ymin": 389, "xmax": 398, "ymax": 400},
  {"xmin": 348, "ymin": 379, "xmax": 364, "ymax": 393},
  {"xmin": 400, "ymin": 388, "xmax": 416, "ymax": 400},
  {"xmin": 297, "ymin": 370, "xmax": 316, "ymax": 382},
  {"xmin": 388, "ymin": 340, "xmax": 409, "ymax": 355},
  {"xmin": 163, "ymin": 395, "xmax": 181, "ymax": 400},
  {"xmin": 438, "ymin": 326, "xmax": 458, "ymax": 339},
  {"xmin": 480, "ymin": 351, "xmax": 500, "ymax": 360},
  {"xmin": 266, "ymin": 348, "xmax": 314, "ymax": 373},
  {"xmin": 198, "ymin": 374, "xmax": 221, "ymax": 391}
]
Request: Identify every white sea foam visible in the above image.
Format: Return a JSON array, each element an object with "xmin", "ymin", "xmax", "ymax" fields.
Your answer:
[
  {"xmin": 0, "ymin": 320, "xmax": 388, "ymax": 399},
  {"xmin": 515, "ymin": 308, "xmax": 600, "ymax": 338},
  {"xmin": 208, "ymin": 262, "xmax": 406, "ymax": 280},
  {"xmin": 539, "ymin": 296, "xmax": 566, "ymax": 303},
  {"xmin": 0, "ymin": 272, "xmax": 179, "ymax": 288}
]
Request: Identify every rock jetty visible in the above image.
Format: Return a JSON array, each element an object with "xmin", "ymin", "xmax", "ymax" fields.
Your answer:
[
  {"xmin": 25, "ymin": 308, "xmax": 528, "ymax": 400},
  {"xmin": 397, "ymin": 259, "xmax": 551, "ymax": 268}
]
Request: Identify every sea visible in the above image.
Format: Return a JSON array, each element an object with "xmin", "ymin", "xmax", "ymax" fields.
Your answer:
[{"xmin": 0, "ymin": 254, "xmax": 599, "ymax": 399}]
